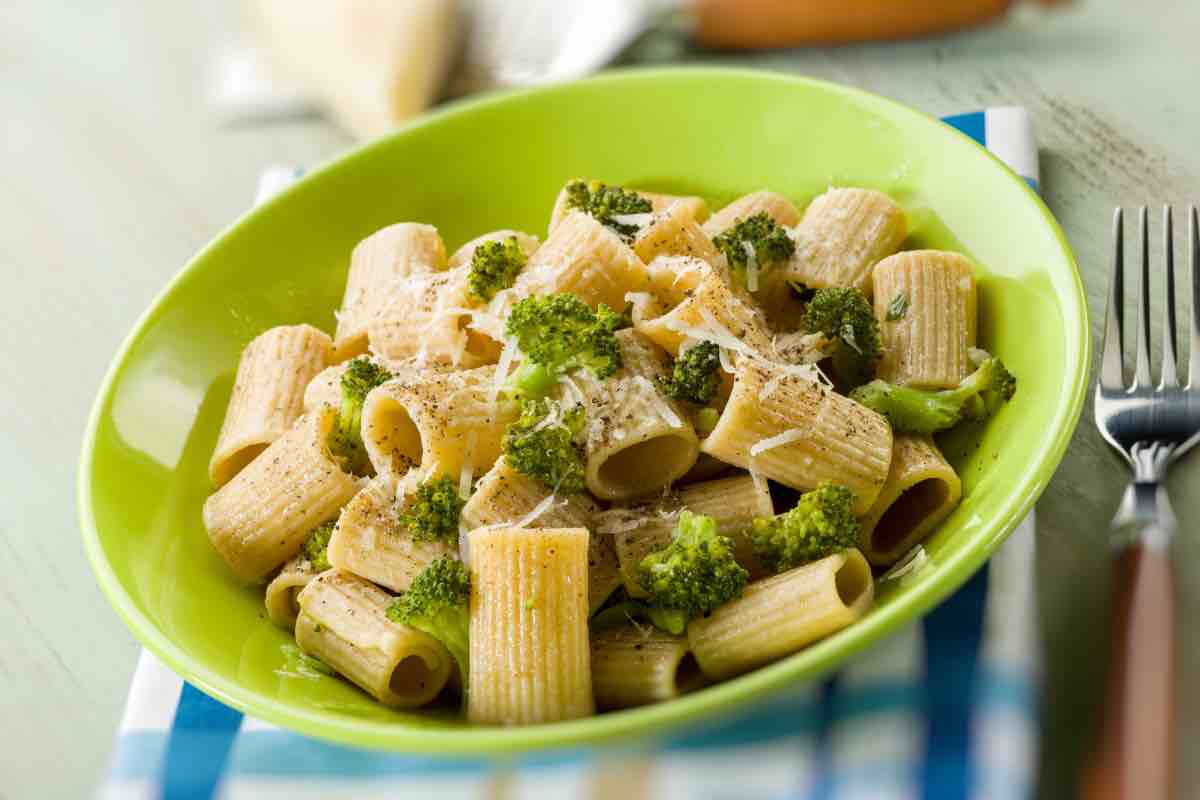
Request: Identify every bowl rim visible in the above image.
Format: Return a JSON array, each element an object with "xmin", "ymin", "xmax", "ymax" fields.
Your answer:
[{"xmin": 78, "ymin": 65, "xmax": 1090, "ymax": 754}]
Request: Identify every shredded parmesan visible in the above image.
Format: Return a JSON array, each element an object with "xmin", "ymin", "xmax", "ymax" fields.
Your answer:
[
  {"xmin": 749, "ymin": 467, "xmax": 767, "ymax": 496},
  {"xmin": 458, "ymin": 431, "xmax": 477, "ymax": 500},
  {"xmin": 718, "ymin": 345, "xmax": 736, "ymax": 374},
  {"xmin": 611, "ymin": 212, "xmax": 654, "ymax": 228},
  {"xmin": 749, "ymin": 428, "xmax": 805, "ymax": 457},
  {"xmin": 593, "ymin": 509, "xmax": 647, "ymax": 535},
  {"xmin": 880, "ymin": 545, "xmax": 929, "ymax": 583},
  {"xmin": 491, "ymin": 337, "xmax": 518, "ymax": 407},
  {"xmin": 458, "ymin": 526, "xmax": 471, "ymax": 566},
  {"xmin": 512, "ymin": 493, "xmax": 563, "ymax": 529}
]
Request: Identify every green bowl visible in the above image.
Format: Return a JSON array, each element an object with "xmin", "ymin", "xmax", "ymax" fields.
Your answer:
[{"xmin": 79, "ymin": 67, "xmax": 1088, "ymax": 754}]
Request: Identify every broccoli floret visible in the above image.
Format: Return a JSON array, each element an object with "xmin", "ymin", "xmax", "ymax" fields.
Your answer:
[
  {"xmin": 398, "ymin": 475, "xmax": 465, "ymax": 545},
  {"xmin": 302, "ymin": 521, "xmax": 336, "ymax": 572},
  {"xmin": 502, "ymin": 397, "xmax": 587, "ymax": 493},
  {"xmin": 505, "ymin": 293, "xmax": 626, "ymax": 398},
  {"xmin": 712, "ymin": 213, "xmax": 796, "ymax": 284},
  {"xmin": 661, "ymin": 340, "xmax": 721, "ymax": 405},
  {"xmin": 800, "ymin": 287, "xmax": 881, "ymax": 360},
  {"xmin": 750, "ymin": 483, "xmax": 859, "ymax": 573},
  {"xmin": 387, "ymin": 556, "xmax": 470, "ymax": 685},
  {"xmin": 564, "ymin": 179, "xmax": 652, "ymax": 241},
  {"xmin": 850, "ymin": 356, "xmax": 1017, "ymax": 434},
  {"xmin": 800, "ymin": 287, "xmax": 881, "ymax": 389},
  {"xmin": 467, "ymin": 236, "xmax": 527, "ymax": 302},
  {"xmin": 637, "ymin": 511, "xmax": 748, "ymax": 634},
  {"xmin": 327, "ymin": 357, "xmax": 392, "ymax": 474}
]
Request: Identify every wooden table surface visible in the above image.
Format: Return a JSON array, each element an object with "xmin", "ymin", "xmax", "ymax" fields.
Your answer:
[{"xmin": 3, "ymin": 1, "xmax": 1198, "ymax": 797}]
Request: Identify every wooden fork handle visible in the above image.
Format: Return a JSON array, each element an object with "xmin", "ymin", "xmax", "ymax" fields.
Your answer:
[{"xmin": 1081, "ymin": 497, "xmax": 1175, "ymax": 800}]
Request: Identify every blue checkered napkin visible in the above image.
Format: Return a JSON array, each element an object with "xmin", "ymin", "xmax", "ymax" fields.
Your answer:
[{"xmin": 102, "ymin": 108, "xmax": 1042, "ymax": 800}]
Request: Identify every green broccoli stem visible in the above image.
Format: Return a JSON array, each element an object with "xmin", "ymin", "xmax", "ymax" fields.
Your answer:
[
  {"xmin": 432, "ymin": 606, "xmax": 470, "ymax": 688},
  {"xmin": 509, "ymin": 360, "xmax": 557, "ymax": 398},
  {"xmin": 646, "ymin": 606, "xmax": 689, "ymax": 636}
]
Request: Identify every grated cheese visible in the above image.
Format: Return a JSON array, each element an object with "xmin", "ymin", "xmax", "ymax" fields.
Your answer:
[
  {"xmin": 458, "ymin": 430, "xmax": 477, "ymax": 499},
  {"xmin": 879, "ymin": 545, "xmax": 929, "ymax": 583},
  {"xmin": 634, "ymin": 375, "xmax": 684, "ymax": 429},
  {"xmin": 749, "ymin": 428, "xmax": 805, "ymax": 457},
  {"xmin": 611, "ymin": 212, "xmax": 654, "ymax": 228}
]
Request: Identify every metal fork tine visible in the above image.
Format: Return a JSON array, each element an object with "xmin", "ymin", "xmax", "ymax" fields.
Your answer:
[
  {"xmin": 1190, "ymin": 206, "xmax": 1200, "ymax": 388},
  {"xmin": 1161, "ymin": 206, "xmax": 1178, "ymax": 387},
  {"xmin": 1100, "ymin": 208, "xmax": 1126, "ymax": 390},
  {"xmin": 1134, "ymin": 206, "xmax": 1153, "ymax": 388}
]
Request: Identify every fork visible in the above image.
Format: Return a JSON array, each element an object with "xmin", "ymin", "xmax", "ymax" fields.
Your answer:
[{"xmin": 1081, "ymin": 206, "xmax": 1200, "ymax": 800}]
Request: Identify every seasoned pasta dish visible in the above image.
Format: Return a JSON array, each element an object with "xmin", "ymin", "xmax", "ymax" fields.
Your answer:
[{"xmin": 202, "ymin": 181, "xmax": 1015, "ymax": 723}]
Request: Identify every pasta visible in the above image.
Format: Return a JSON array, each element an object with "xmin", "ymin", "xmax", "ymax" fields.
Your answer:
[
  {"xmin": 591, "ymin": 625, "xmax": 703, "ymax": 710},
  {"xmin": 367, "ymin": 267, "xmax": 503, "ymax": 368},
  {"xmin": 461, "ymin": 458, "xmax": 619, "ymax": 613},
  {"xmin": 360, "ymin": 365, "xmax": 519, "ymax": 479},
  {"xmin": 264, "ymin": 553, "xmax": 319, "ymax": 629},
  {"xmin": 573, "ymin": 329, "xmax": 700, "ymax": 500},
  {"xmin": 327, "ymin": 473, "xmax": 457, "ymax": 592},
  {"xmin": 296, "ymin": 570, "xmax": 453, "ymax": 707},
  {"xmin": 523, "ymin": 210, "xmax": 651, "ymax": 311},
  {"xmin": 334, "ymin": 222, "xmax": 446, "ymax": 360},
  {"xmin": 210, "ymin": 324, "xmax": 332, "ymax": 486},
  {"xmin": 632, "ymin": 200, "xmax": 725, "ymax": 267},
  {"xmin": 603, "ymin": 473, "xmax": 772, "ymax": 598},
  {"xmin": 688, "ymin": 549, "xmax": 874, "ymax": 680},
  {"xmin": 782, "ymin": 188, "xmax": 907, "ymax": 294},
  {"xmin": 873, "ymin": 249, "xmax": 977, "ymax": 388},
  {"xmin": 859, "ymin": 434, "xmax": 962, "ymax": 566},
  {"xmin": 702, "ymin": 190, "xmax": 802, "ymax": 236},
  {"xmin": 203, "ymin": 406, "xmax": 361, "ymax": 582},
  {"xmin": 701, "ymin": 360, "xmax": 892, "ymax": 515},
  {"xmin": 201, "ymin": 179, "xmax": 1011, "ymax": 724},
  {"xmin": 467, "ymin": 526, "xmax": 593, "ymax": 724}
]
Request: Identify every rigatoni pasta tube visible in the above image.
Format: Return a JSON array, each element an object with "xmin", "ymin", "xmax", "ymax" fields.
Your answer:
[
  {"xmin": 367, "ymin": 267, "xmax": 502, "ymax": 369},
  {"xmin": 573, "ymin": 330, "xmax": 699, "ymax": 501},
  {"xmin": 461, "ymin": 459, "xmax": 619, "ymax": 613},
  {"xmin": 203, "ymin": 407, "xmax": 361, "ymax": 582},
  {"xmin": 447, "ymin": 229, "xmax": 540, "ymax": 269},
  {"xmin": 591, "ymin": 626, "xmax": 702, "ymax": 710},
  {"xmin": 605, "ymin": 473, "xmax": 773, "ymax": 597},
  {"xmin": 702, "ymin": 190, "xmax": 801, "ymax": 236},
  {"xmin": 467, "ymin": 527, "xmax": 593, "ymax": 724},
  {"xmin": 688, "ymin": 549, "xmax": 874, "ymax": 680},
  {"xmin": 700, "ymin": 361, "xmax": 892, "ymax": 515},
  {"xmin": 873, "ymin": 249, "xmax": 977, "ymax": 388},
  {"xmin": 327, "ymin": 473, "xmax": 456, "ymax": 592},
  {"xmin": 782, "ymin": 188, "xmax": 907, "ymax": 294},
  {"xmin": 859, "ymin": 435, "xmax": 962, "ymax": 566},
  {"xmin": 264, "ymin": 553, "xmax": 318, "ymax": 629},
  {"xmin": 296, "ymin": 570, "xmax": 452, "ymax": 707},
  {"xmin": 522, "ymin": 211, "xmax": 650, "ymax": 311},
  {"xmin": 640, "ymin": 190, "xmax": 709, "ymax": 223},
  {"xmin": 633, "ymin": 201, "xmax": 724, "ymax": 267},
  {"xmin": 361, "ymin": 366, "xmax": 519, "ymax": 478},
  {"xmin": 209, "ymin": 324, "xmax": 332, "ymax": 486},
  {"xmin": 635, "ymin": 258, "xmax": 773, "ymax": 360},
  {"xmin": 334, "ymin": 223, "xmax": 445, "ymax": 359}
]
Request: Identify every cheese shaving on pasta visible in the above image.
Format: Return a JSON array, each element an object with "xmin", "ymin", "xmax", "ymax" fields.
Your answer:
[
  {"xmin": 612, "ymin": 212, "xmax": 654, "ymax": 229},
  {"xmin": 749, "ymin": 428, "xmax": 805, "ymax": 457},
  {"xmin": 459, "ymin": 430, "xmax": 478, "ymax": 500}
]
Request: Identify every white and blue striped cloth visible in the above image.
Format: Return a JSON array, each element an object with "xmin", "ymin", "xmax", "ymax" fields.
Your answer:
[{"xmin": 103, "ymin": 108, "xmax": 1042, "ymax": 800}]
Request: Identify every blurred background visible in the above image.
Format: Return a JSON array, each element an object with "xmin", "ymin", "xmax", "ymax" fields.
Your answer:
[{"xmin": 6, "ymin": 1, "xmax": 1200, "ymax": 797}]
